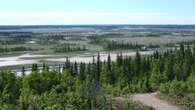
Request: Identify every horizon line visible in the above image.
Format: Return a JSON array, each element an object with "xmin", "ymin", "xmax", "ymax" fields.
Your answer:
[{"xmin": 1, "ymin": 24, "xmax": 195, "ymax": 26}]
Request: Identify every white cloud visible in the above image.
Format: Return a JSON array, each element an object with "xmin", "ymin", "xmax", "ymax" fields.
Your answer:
[{"xmin": 0, "ymin": 11, "xmax": 194, "ymax": 25}]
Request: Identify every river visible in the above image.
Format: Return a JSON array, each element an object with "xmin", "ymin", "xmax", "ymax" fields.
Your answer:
[{"xmin": 0, "ymin": 51, "xmax": 154, "ymax": 75}]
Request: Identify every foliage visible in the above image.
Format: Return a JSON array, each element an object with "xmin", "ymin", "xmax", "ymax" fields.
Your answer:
[{"xmin": 0, "ymin": 44, "xmax": 195, "ymax": 109}]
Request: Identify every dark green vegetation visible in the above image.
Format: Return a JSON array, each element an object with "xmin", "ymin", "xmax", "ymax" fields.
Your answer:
[
  {"xmin": 1, "ymin": 43, "xmax": 195, "ymax": 109},
  {"xmin": 1, "ymin": 25, "xmax": 195, "ymax": 109},
  {"xmin": 0, "ymin": 57, "xmax": 156, "ymax": 109},
  {"xmin": 157, "ymin": 45, "xmax": 195, "ymax": 110},
  {"xmin": 88, "ymin": 37, "xmax": 146, "ymax": 51},
  {"xmin": 52, "ymin": 43, "xmax": 87, "ymax": 53},
  {"xmin": 0, "ymin": 46, "xmax": 35, "ymax": 53},
  {"xmin": 104, "ymin": 41, "xmax": 160, "ymax": 50},
  {"xmin": 159, "ymin": 75, "xmax": 195, "ymax": 110}
]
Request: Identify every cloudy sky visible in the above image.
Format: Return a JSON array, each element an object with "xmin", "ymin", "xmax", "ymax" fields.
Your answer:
[{"xmin": 0, "ymin": 0, "xmax": 194, "ymax": 25}]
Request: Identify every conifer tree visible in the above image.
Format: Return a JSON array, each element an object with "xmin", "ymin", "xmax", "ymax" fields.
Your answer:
[
  {"xmin": 135, "ymin": 51, "xmax": 141, "ymax": 76},
  {"xmin": 79, "ymin": 63, "xmax": 86, "ymax": 81},
  {"xmin": 22, "ymin": 66, "xmax": 25, "ymax": 76},
  {"xmin": 96, "ymin": 53, "xmax": 101, "ymax": 82}
]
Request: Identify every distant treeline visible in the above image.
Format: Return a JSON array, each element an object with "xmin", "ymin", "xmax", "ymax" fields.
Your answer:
[
  {"xmin": 0, "ymin": 32, "xmax": 33, "ymax": 36},
  {"xmin": 0, "ymin": 46, "xmax": 35, "ymax": 53},
  {"xmin": 0, "ymin": 38, "xmax": 28, "ymax": 45},
  {"xmin": 89, "ymin": 36, "xmax": 160, "ymax": 50},
  {"xmin": 53, "ymin": 44, "xmax": 87, "ymax": 53},
  {"xmin": 1, "ymin": 25, "xmax": 195, "ymax": 30},
  {"xmin": 104, "ymin": 41, "xmax": 143, "ymax": 50},
  {"xmin": 105, "ymin": 41, "xmax": 160, "ymax": 50},
  {"xmin": 165, "ymin": 40, "xmax": 195, "ymax": 47}
]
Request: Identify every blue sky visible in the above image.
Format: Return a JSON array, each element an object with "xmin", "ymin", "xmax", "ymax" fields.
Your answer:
[{"xmin": 0, "ymin": 0, "xmax": 194, "ymax": 25}]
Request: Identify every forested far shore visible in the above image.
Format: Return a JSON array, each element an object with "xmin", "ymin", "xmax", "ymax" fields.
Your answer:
[{"xmin": 0, "ymin": 44, "xmax": 195, "ymax": 109}]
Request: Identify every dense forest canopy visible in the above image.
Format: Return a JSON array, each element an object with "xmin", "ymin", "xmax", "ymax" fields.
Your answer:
[{"xmin": 0, "ymin": 44, "xmax": 195, "ymax": 109}]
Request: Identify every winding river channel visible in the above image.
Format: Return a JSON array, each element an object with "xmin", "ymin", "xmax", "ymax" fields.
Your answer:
[{"xmin": 0, "ymin": 51, "xmax": 154, "ymax": 75}]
